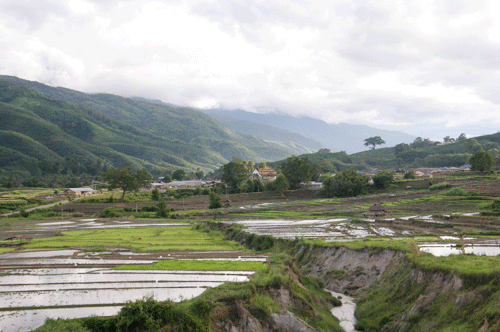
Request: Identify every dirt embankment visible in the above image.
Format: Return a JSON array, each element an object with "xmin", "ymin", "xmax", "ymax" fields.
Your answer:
[
  {"xmin": 296, "ymin": 246, "xmax": 403, "ymax": 294},
  {"xmin": 294, "ymin": 245, "xmax": 499, "ymax": 331}
]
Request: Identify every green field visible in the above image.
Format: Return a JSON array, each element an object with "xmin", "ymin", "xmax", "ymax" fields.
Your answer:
[
  {"xmin": 24, "ymin": 227, "xmax": 243, "ymax": 252},
  {"xmin": 115, "ymin": 259, "xmax": 267, "ymax": 271}
]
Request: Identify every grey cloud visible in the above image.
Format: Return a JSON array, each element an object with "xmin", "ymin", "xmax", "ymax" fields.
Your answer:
[
  {"xmin": 1, "ymin": 0, "xmax": 69, "ymax": 30},
  {"xmin": 436, "ymin": 38, "xmax": 500, "ymax": 69}
]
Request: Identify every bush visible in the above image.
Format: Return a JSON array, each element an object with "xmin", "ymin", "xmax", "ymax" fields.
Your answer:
[
  {"xmin": 34, "ymin": 318, "xmax": 90, "ymax": 332},
  {"xmin": 428, "ymin": 182, "xmax": 450, "ymax": 191},
  {"xmin": 492, "ymin": 200, "xmax": 500, "ymax": 211},
  {"xmin": 323, "ymin": 168, "xmax": 368, "ymax": 197},
  {"xmin": 156, "ymin": 200, "xmax": 169, "ymax": 218},
  {"xmin": 151, "ymin": 188, "xmax": 161, "ymax": 201},
  {"xmin": 208, "ymin": 191, "xmax": 222, "ymax": 209},
  {"xmin": 115, "ymin": 297, "xmax": 204, "ymax": 332},
  {"xmin": 404, "ymin": 170, "xmax": 416, "ymax": 179},
  {"xmin": 470, "ymin": 150, "xmax": 495, "ymax": 173},
  {"xmin": 372, "ymin": 171, "xmax": 394, "ymax": 189},
  {"xmin": 141, "ymin": 205, "xmax": 157, "ymax": 212},
  {"xmin": 99, "ymin": 207, "xmax": 119, "ymax": 218},
  {"xmin": 444, "ymin": 186, "xmax": 468, "ymax": 196},
  {"xmin": 20, "ymin": 209, "xmax": 30, "ymax": 217}
]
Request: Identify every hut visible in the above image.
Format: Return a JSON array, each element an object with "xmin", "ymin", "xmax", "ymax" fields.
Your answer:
[{"xmin": 363, "ymin": 203, "xmax": 390, "ymax": 217}]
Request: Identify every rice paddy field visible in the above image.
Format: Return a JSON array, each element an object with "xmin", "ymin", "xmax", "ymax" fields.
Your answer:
[{"xmin": 2, "ymin": 173, "xmax": 500, "ymax": 331}]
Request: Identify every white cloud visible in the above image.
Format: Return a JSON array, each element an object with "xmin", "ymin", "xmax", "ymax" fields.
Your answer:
[{"xmin": 1, "ymin": 0, "xmax": 500, "ymax": 138}]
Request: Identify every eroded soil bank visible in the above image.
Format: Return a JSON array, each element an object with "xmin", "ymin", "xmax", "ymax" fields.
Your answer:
[{"xmin": 295, "ymin": 244, "xmax": 500, "ymax": 331}]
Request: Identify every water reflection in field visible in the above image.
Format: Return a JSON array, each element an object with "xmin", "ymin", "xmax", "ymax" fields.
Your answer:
[{"xmin": 0, "ymin": 247, "xmax": 257, "ymax": 332}]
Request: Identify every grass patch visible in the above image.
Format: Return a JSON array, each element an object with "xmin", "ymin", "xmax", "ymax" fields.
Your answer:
[
  {"xmin": 0, "ymin": 248, "xmax": 15, "ymax": 254},
  {"xmin": 114, "ymin": 259, "xmax": 268, "ymax": 271},
  {"xmin": 408, "ymin": 251, "xmax": 500, "ymax": 276},
  {"xmin": 429, "ymin": 182, "xmax": 451, "ymax": 191},
  {"xmin": 24, "ymin": 227, "xmax": 243, "ymax": 252}
]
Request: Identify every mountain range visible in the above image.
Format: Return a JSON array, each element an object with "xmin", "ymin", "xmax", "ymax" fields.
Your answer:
[
  {"xmin": 202, "ymin": 109, "xmax": 416, "ymax": 154},
  {"xmin": 0, "ymin": 75, "xmax": 415, "ymax": 177}
]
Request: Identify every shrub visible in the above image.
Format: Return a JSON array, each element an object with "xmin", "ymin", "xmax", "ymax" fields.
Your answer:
[
  {"xmin": 428, "ymin": 182, "xmax": 450, "ymax": 191},
  {"xmin": 444, "ymin": 186, "xmax": 467, "ymax": 196},
  {"xmin": 208, "ymin": 191, "xmax": 222, "ymax": 209},
  {"xmin": 156, "ymin": 200, "xmax": 169, "ymax": 218},
  {"xmin": 404, "ymin": 170, "xmax": 416, "ymax": 179},
  {"xmin": 115, "ymin": 297, "xmax": 204, "ymax": 332},
  {"xmin": 470, "ymin": 150, "xmax": 495, "ymax": 173},
  {"xmin": 492, "ymin": 200, "xmax": 500, "ymax": 211},
  {"xmin": 141, "ymin": 206, "xmax": 157, "ymax": 212},
  {"xmin": 323, "ymin": 168, "xmax": 368, "ymax": 197},
  {"xmin": 372, "ymin": 171, "xmax": 394, "ymax": 189},
  {"xmin": 34, "ymin": 318, "xmax": 90, "ymax": 332},
  {"xmin": 99, "ymin": 207, "xmax": 119, "ymax": 218},
  {"xmin": 151, "ymin": 188, "xmax": 161, "ymax": 201}
]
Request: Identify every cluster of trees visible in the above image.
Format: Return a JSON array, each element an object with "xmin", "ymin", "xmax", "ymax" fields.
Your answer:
[{"xmin": 219, "ymin": 156, "xmax": 321, "ymax": 195}]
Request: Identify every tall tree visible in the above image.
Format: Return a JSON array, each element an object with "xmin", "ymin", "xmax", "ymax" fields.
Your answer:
[
  {"xmin": 280, "ymin": 155, "xmax": 320, "ymax": 189},
  {"xmin": 101, "ymin": 163, "xmax": 152, "ymax": 203},
  {"xmin": 221, "ymin": 158, "xmax": 249, "ymax": 191},
  {"xmin": 272, "ymin": 173, "xmax": 289, "ymax": 196},
  {"xmin": 470, "ymin": 150, "xmax": 494, "ymax": 173},
  {"xmin": 364, "ymin": 136, "xmax": 386, "ymax": 150},
  {"xmin": 172, "ymin": 169, "xmax": 186, "ymax": 181}
]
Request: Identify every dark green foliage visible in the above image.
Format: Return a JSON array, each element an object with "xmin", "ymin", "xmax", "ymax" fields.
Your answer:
[
  {"xmin": 372, "ymin": 171, "xmax": 394, "ymax": 189},
  {"xmin": 221, "ymin": 158, "xmax": 249, "ymax": 191},
  {"xmin": 82, "ymin": 316, "xmax": 118, "ymax": 332},
  {"xmin": 280, "ymin": 155, "xmax": 320, "ymax": 189},
  {"xmin": 20, "ymin": 209, "xmax": 30, "ymax": 217},
  {"xmin": 364, "ymin": 136, "xmax": 385, "ymax": 150},
  {"xmin": 34, "ymin": 318, "xmax": 90, "ymax": 332},
  {"xmin": 491, "ymin": 200, "xmax": 500, "ymax": 211},
  {"xmin": 151, "ymin": 188, "xmax": 161, "ymax": 201},
  {"xmin": 102, "ymin": 163, "xmax": 152, "ymax": 203},
  {"xmin": 428, "ymin": 182, "xmax": 450, "ymax": 190},
  {"xmin": 172, "ymin": 169, "xmax": 186, "ymax": 181},
  {"xmin": 323, "ymin": 168, "xmax": 368, "ymax": 197},
  {"xmin": 156, "ymin": 200, "xmax": 169, "ymax": 218},
  {"xmin": 404, "ymin": 170, "xmax": 416, "ymax": 179},
  {"xmin": 243, "ymin": 179, "xmax": 255, "ymax": 193},
  {"xmin": 245, "ymin": 233, "xmax": 276, "ymax": 251},
  {"xmin": 99, "ymin": 207, "xmax": 119, "ymax": 218},
  {"xmin": 115, "ymin": 297, "xmax": 205, "ymax": 332},
  {"xmin": 269, "ymin": 173, "xmax": 289, "ymax": 195},
  {"xmin": 22, "ymin": 177, "xmax": 43, "ymax": 187},
  {"xmin": 208, "ymin": 191, "xmax": 222, "ymax": 209},
  {"xmin": 470, "ymin": 150, "xmax": 495, "ymax": 173}
]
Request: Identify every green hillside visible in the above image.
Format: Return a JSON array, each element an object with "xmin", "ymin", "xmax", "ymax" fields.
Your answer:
[
  {"xmin": 0, "ymin": 79, "xmax": 229, "ymax": 179},
  {"xmin": 0, "ymin": 76, "xmax": 297, "ymax": 162},
  {"xmin": 268, "ymin": 135, "xmax": 500, "ymax": 173}
]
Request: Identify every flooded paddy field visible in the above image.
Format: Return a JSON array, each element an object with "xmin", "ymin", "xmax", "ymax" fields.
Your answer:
[
  {"xmin": 0, "ymin": 247, "xmax": 262, "ymax": 332},
  {"xmin": 0, "ymin": 220, "xmax": 267, "ymax": 332}
]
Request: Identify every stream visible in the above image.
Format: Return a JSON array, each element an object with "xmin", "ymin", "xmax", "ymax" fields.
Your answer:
[{"xmin": 329, "ymin": 290, "xmax": 360, "ymax": 332}]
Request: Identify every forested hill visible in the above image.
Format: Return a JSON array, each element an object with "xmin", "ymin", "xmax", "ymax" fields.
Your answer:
[
  {"xmin": 268, "ymin": 134, "xmax": 500, "ymax": 172},
  {"xmin": 0, "ymin": 76, "xmax": 313, "ymax": 163},
  {"xmin": 0, "ymin": 78, "xmax": 305, "ymax": 183}
]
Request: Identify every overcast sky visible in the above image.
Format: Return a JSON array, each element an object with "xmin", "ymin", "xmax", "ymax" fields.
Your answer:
[{"xmin": 1, "ymin": 0, "xmax": 499, "ymax": 140}]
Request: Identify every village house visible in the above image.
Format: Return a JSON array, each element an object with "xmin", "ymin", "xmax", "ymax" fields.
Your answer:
[
  {"xmin": 252, "ymin": 166, "xmax": 278, "ymax": 181},
  {"xmin": 64, "ymin": 187, "xmax": 96, "ymax": 196}
]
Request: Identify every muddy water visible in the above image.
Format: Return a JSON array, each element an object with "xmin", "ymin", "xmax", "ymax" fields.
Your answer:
[{"xmin": 329, "ymin": 290, "xmax": 360, "ymax": 332}]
